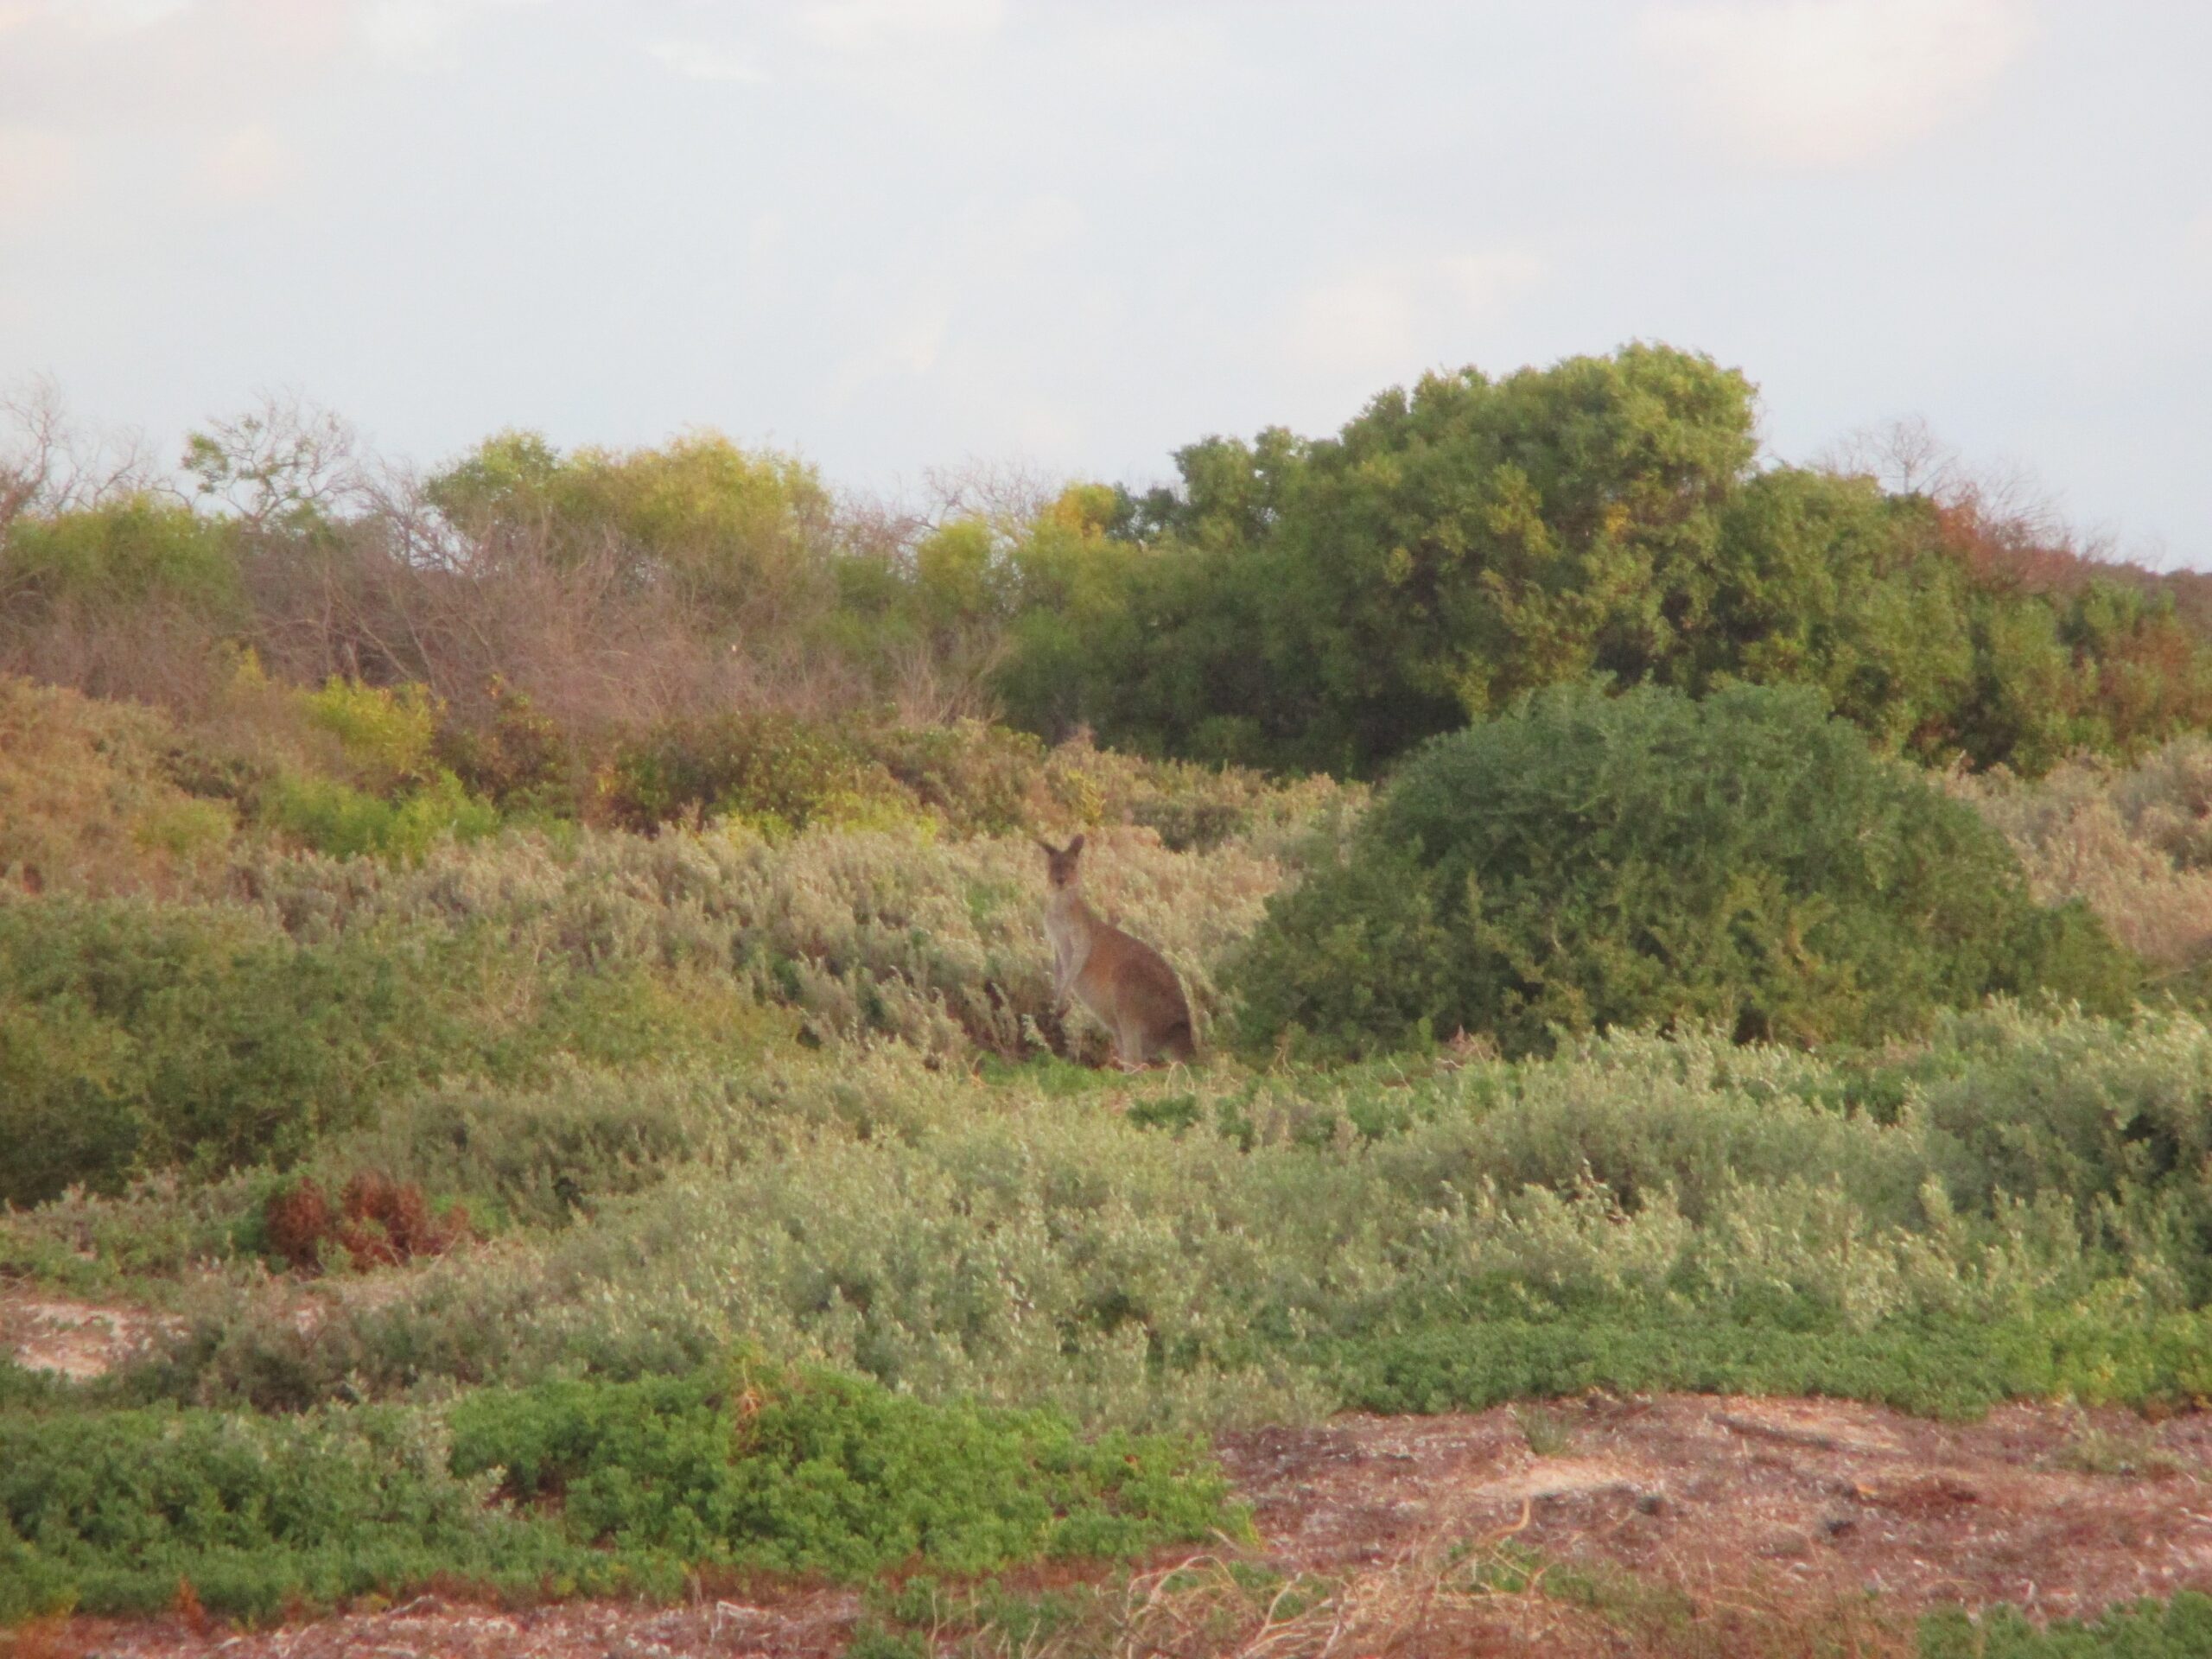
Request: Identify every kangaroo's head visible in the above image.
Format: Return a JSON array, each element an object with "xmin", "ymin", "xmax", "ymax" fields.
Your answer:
[{"xmin": 1037, "ymin": 834, "xmax": 1086, "ymax": 893}]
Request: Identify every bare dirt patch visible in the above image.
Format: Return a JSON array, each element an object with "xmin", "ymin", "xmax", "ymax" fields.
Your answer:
[
  {"xmin": 0, "ymin": 1294, "xmax": 180, "ymax": 1382},
  {"xmin": 1220, "ymin": 1394, "xmax": 2212, "ymax": 1634},
  {"xmin": 19, "ymin": 1395, "xmax": 2212, "ymax": 1657}
]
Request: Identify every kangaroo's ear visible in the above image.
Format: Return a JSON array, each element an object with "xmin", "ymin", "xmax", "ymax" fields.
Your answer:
[
  {"xmin": 1068, "ymin": 833, "xmax": 1085, "ymax": 856},
  {"xmin": 1033, "ymin": 838, "xmax": 1058, "ymax": 857}
]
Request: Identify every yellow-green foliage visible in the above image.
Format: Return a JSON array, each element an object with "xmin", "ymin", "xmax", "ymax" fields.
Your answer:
[
  {"xmin": 0, "ymin": 677, "xmax": 236, "ymax": 897},
  {"xmin": 302, "ymin": 677, "xmax": 440, "ymax": 791},
  {"xmin": 1, "ymin": 494, "xmax": 240, "ymax": 616},
  {"xmin": 425, "ymin": 429, "xmax": 836, "ymax": 626},
  {"xmin": 260, "ymin": 769, "xmax": 500, "ymax": 864}
]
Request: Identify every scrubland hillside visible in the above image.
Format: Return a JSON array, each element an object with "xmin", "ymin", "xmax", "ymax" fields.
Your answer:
[{"xmin": 7, "ymin": 353, "xmax": 2212, "ymax": 1655}]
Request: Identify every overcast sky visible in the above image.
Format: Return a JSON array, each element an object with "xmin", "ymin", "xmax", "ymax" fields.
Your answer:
[{"xmin": 3, "ymin": 0, "xmax": 2208, "ymax": 559}]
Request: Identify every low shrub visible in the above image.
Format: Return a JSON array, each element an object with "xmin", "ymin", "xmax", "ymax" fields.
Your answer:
[
  {"xmin": 448, "ymin": 1358, "xmax": 1238, "ymax": 1577},
  {"xmin": 0, "ymin": 899, "xmax": 442, "ymax": 1205},
  {"xmin": 261, "ymin": 1173, "xmax": 470, "ymax": 1274},
  {"xmin": 1231, "ymin": 683, "xmax": 2139, "ymax": 1059},
  {"xmin": 600, "ymin": 712, "xmax": 901, "ymax": 835},
  {"xmin": 0, "ymin": 893, "xmax": 779, "ymax": 1206},
  {"xmin": 123, "ymin": 1010, "xmax": 2212, "ymax": 1426},
  {"xmin": 258, "ymin": 767, "xmax": 500, "ymax": 862}
]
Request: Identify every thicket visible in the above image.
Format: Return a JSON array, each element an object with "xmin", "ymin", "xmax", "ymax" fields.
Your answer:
[
  {"xmin": 1231, "ymin": 683, "xmax": 2137, "ymax": 1059},
  {"xmin": 7, "ymin": 351, "xmax": 2208, "ymax": 785},
  {"xmin": 0, "ymin": 1360, "xmax": 1234, "ymax": 1621},
  {"xmin": 1007, "ymin": 346, "xmax": 2212, "ymax": 776}
]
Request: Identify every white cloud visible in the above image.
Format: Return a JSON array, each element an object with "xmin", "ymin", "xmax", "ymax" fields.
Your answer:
[
  {"xmin": 358, "ymin": 0, "xmax": 545, "ymax": 70},
  {"xmin": 47, "ymin": 0, "xmax": 194, "ymax": 32},
  {"xmin": 1282, "ymin": 250, "xmax": 1546, "ymax": 379},
  {"xmin": 796, "ymin": 0, "xmax": 1005, "ymax": 55},
  {"xmin": 827, "ymin": 302, "xmax": 950, "ymax": 406},
  {"xmin": 1638, "ymin": 0, "xmax": 2034, "ymax": 168},
  {"xmin": 646, "ymin": 37, "xmax": 766, "ymax": 84},
  {"xmin": 196, "ymin": 124, "xmax": 299, "ymax": 201},
  {"xmin": 0, "ymin": 125, "xmax": 75, "ymax": 218},
  {"xmin": 2186, "ymin": 210, "xmax": 2212, "ymax": 266}
]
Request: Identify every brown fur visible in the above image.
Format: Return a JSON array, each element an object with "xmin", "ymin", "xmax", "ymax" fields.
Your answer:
[{"xmin": 1038, "ymin": 835, "xmax": 1198, "ymax": 1068}]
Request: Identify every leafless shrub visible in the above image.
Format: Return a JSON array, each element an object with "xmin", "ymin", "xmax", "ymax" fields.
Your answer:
[{"xmin": 2, "ymin": 375, "xmax": 168, "ymax": 525}]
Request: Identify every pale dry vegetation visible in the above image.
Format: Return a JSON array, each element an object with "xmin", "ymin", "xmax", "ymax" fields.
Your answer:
[{"xmin": 1951, "ymin": 736, "xmax": 2212, "ymax": 974}]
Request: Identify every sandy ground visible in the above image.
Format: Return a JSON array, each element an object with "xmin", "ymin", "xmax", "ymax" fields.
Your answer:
[
  {"xmin": 11, "ymin": 1389, "xmax": 2212, "ymax": 1658},
  {"xmin": 1, "ymin": 1294, "xmax": 181, "ymax": 1384}
]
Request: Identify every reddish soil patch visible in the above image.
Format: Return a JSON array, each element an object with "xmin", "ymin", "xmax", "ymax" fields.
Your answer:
[
  {"xmin": 1219, "ymin": 1394, "xmax": 2212, "ymax": 1622},
  {"xmin": 21, "ymin": 1395, "xmax": 2212, "ymax": 1657},
  {"xmin": 38, "ymin": 1590, "xmax": 863, "ymax": 1659}
]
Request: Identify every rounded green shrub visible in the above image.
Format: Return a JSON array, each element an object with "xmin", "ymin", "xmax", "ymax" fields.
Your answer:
[{"xmin": 1229, "ymin": 682, "xmax": 2139, "ymax": 1058}]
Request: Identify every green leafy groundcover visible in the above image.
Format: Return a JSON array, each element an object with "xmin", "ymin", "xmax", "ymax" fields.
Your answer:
[
  {"xmin": 1334, "ymin": 1300, "xmax": 2212, "ymax": 1421},
  {"xmin": 1921, "ymin": 1593, "xmax": 2212, "ymax": 1657},
  {"xmin": 0, "ymin": 1360, "xmax": 1240, "ymax": 1624}
]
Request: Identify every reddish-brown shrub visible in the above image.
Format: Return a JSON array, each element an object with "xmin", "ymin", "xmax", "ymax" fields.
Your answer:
[
  {"xmin": 261, "ymin": 1177, "xmax": 334, "ymax": 1272},
  {"xmin": 262, "ymin": 1172, "xmax": 469, "ymax": 1274}
]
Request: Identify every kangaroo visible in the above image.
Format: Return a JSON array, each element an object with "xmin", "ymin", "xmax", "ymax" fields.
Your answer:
[{"xmin": 1038, "ymin": 835, "xmax": 1198, "ymax": 1068}]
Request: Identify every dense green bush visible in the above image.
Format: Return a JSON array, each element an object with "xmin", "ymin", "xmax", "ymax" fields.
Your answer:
[
  {"xmin": 258, "ymin": 768, "xmax": 501, "ymax": 862},
  {"xmin": 0, "ymin": 1362, "xmax": 1236, "ymax": 1621},
  {"xmin": 0, "ymin": 899, "xmax": 445, "ymax": 1205},
  {"xmin": 1230, "ymin": 683, "xmax": 2139, "ymax": 1059}
]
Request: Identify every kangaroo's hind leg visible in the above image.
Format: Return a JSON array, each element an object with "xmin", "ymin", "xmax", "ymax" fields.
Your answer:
[{"xmin": 1112, "ymin": 1014, "xmax": 1149, "ymax": 1072}]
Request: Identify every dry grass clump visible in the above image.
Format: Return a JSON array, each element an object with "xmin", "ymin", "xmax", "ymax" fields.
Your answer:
[
  {"xmin": 1951, "ymin": 736, "xmax": 2212, "ymax": 971},
  {"xmin": 881, "ymin": 1529, "xmax": 1910, "ymax": 1658},
  {"xmin": 0, "ymin": 677, "xmax": 235, "ymax": 897}
]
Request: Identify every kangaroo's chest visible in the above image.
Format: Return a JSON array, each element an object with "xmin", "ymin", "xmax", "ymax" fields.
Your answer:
[{"xmin": 1042, "ymin": 895, "xmax": 1085, "ymax": 969}]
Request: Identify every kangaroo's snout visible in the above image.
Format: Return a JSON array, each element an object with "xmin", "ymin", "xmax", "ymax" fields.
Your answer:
[{"xmin": 1038, "ymin": 833, "xmax": 1085, "ymax": 892}]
